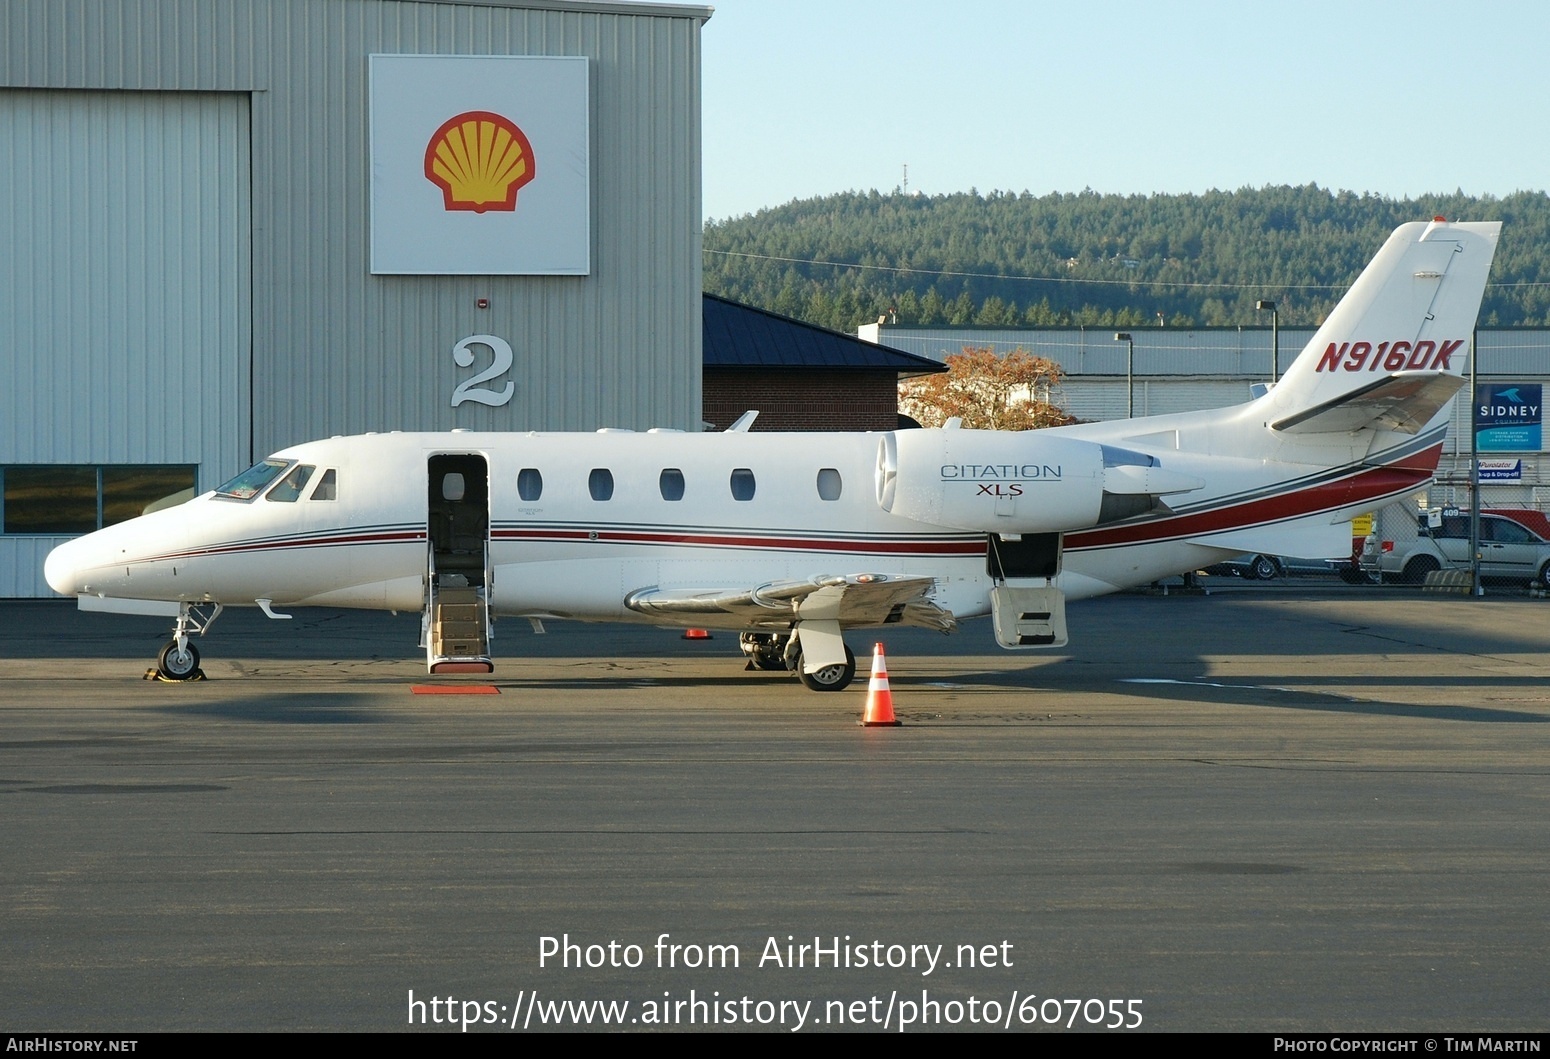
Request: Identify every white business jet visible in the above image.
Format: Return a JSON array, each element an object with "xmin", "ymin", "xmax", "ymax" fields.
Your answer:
[{"xmin": 46, "ymin": 219, "xmax": 1499, "ymax": 688}]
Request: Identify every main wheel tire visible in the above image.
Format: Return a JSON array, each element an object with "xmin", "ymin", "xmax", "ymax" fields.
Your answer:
[
  {"xmin": 1250, "ymin": 554, "xmax": 1280, "ymax": 580},
  {"xmin": 795, "ymin": 646, "xmax": 856, "ymax": 692},
  {"xmin": 1401, "ymin": 555, "xmax": 1440, "ymax": 585},
  {"xmin": 752, "ymin": 653, "xmax": 788, "ymax": 672},
  {"xmin": 157, "ymin": 640, "xmax": 201, "ymax": 680}
]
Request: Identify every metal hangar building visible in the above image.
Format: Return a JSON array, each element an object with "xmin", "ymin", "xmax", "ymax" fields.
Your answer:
[{"xmin": 0, "ymin": 0, "xmax": 712, "ymax": 596}]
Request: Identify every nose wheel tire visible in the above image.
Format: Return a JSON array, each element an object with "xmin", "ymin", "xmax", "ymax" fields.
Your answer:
[
  {"xmin": 157, "ymin": 641, "xmax": 201, "ymax": 681},
  {"xmin": 794, "ymin": 646, "xmax": 856, "ymax": 692}
]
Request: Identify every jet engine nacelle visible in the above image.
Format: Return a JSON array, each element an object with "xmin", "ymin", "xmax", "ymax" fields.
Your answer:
[{"xmin": 875, "ymin": 429, "xmax": 1202, "ymax": 534}]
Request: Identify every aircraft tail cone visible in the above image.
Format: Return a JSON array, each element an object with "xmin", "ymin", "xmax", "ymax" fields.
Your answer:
[
  {"xmin": 859, "ymin": 642, "xmax": 901, "ymax": 727},
  {"xmin": 682, "ymin": 628, "xmax": 713, "ymax": 640}
]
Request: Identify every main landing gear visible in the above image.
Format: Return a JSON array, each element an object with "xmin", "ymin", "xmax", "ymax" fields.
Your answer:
[
  {"xmin": 154, "ymin": 602, "xmax": 223, "ymax": 681},
  {"xmin": 738, "ymin": 631, "xmax": 858, "ymax": 692}
]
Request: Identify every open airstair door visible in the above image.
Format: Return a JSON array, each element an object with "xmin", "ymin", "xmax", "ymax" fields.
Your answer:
[
  {"xmin": 986, "ymin": 532, "xmax": 1068, "ymax": 649},
  {"xmin": 425, "ymin": 454, "xmax": 493, "ymax": 674}
]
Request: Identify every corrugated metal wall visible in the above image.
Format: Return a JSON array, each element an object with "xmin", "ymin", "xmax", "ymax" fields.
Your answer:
[
  {"xmin": 0, "ymin": 89, "xmax": 251, "ymax": 465},
  {"xmin": 0, "ymin": 88, "xmax": 251, "ymax": 595},
  {"xmin": 1, "ymin": 0, "xmax": 705, "ymax": 450},
  {"xmin": 1, "ymin": 0, "xmax": 707, "ymax": 596}
]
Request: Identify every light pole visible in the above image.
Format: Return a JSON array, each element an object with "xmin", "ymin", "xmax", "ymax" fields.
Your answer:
[
  {"xmin": 1114, "ymin": 332, "xmax": 1134, "ymax": 418},
  {"xmin": 1257, "ymin": 300, "xmax": 1279, "ymax": 382}
]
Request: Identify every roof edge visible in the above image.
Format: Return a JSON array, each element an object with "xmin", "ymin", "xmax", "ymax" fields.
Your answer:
[
  {"xmin": 403, "ymin": 0, "xmax": 713, "ymax": 22},
  {"xmin": 704, "ymin": 293, "xmax": 946, "ymax": 373}
]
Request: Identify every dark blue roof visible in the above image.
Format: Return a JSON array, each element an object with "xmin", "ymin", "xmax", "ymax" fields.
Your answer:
[{"xmin": 703, "ymin": 294, "xmax": 945, "ymax": 375}]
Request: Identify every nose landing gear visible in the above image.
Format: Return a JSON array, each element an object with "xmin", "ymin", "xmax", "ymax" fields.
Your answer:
[{"xmin": 152, "ymin": 602, "xmax": 223, "ymax": 681}]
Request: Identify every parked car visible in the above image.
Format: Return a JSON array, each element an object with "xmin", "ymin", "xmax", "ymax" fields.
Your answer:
[
  {"xmin": 1205, "ymin": 553, "xmax": 1355, "ymax": 581},
  {"xmin": 1365, "ymin": 510, "xmax": 1550, "ymax": 585}
]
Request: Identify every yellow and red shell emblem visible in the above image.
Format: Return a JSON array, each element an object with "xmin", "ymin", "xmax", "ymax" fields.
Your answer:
[{"xmin": 424, "ymin": 110, "xmax": 536, "ymax": 213}]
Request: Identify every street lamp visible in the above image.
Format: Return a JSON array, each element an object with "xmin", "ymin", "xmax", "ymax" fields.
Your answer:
[
  {"xmin": 1257, "ymin": 300, "xmax": 1279, "ymax": 382},
  {"xmin": 1114, "ymin": 332, "xmax": 1134, "ymax": 418}
]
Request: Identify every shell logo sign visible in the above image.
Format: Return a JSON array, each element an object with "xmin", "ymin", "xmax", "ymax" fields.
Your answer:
[
  {"xmin": 370, "ymin": 54, "xmax": 590, "ymax": 275},
  {"xmin": 424, "ymin": 111, "xmax": 536, "ymax": 214}
]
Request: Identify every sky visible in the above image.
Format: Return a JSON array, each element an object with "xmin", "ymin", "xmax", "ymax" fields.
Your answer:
[{"xmin": 699, "ymin": 0, "xmax": 1550, "ymax": 222}]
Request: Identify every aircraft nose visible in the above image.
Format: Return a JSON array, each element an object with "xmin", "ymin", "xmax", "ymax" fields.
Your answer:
[{"xmin": 44, "ymin": 537, "xmax": 86, "ymax": 596}]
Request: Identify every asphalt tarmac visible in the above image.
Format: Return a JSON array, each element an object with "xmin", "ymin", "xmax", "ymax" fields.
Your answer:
[{"xmin": 2, "ymin": 586, "xmax": 1547, "ymax": 1032}]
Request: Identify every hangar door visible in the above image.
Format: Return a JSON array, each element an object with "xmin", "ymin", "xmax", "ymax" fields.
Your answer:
[{"xmin": 0, "ymin": 90, "xmax": 251, "ymax": 595}]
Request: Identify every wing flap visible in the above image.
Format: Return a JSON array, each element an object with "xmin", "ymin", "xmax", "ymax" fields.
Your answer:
[{"xmin": 624, "ymin": 574, "xmax": 955, "ymax": 631}]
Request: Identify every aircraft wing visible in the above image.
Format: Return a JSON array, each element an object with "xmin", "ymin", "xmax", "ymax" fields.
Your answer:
[
  {"xmin": 624, "ymin": 574, "xmax": 955, "ymax": 632},
  {"xmin": 1271, "ymin": 371, "xmax": 1467, "ymax": 435}
]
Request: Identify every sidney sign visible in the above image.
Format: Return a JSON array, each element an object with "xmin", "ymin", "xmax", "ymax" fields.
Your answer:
[{"xmin": 1475, "ymin": 384, "xmax": 1542, "ymax": 452}]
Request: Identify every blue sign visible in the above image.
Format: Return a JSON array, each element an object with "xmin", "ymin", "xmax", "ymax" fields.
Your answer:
[
  {"xmin": 1476, "ymin": 384, "xmax": 1542, "ymax": 451},
  {"xmin": 1478, "ymin": 458, "xmax": 1524, "ymax": 481}
]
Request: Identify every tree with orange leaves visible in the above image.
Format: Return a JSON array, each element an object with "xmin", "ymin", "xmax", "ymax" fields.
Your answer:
[{"xmin": 899, "ymin": 347, "xmax": 1071, "ymax": 431}]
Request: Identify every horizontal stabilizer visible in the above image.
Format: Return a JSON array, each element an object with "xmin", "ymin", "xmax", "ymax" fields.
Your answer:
[{"xmin": 1270, "ymin": 371, "xmax": 1467, "ymax": 435}]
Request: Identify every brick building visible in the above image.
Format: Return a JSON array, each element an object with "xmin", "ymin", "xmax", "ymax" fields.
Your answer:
[{"xmin": 702, "ymin": 295, "xmax": 944, "ymax": 431}]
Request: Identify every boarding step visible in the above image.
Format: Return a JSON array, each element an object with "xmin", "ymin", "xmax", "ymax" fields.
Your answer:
[
  {"xmin": 428, "ymin": 586, "xmax": 493, "ymax": 673},
  {"xmin": 990, "ymin": 584, "xmax": 1068, "ymax": 649}
]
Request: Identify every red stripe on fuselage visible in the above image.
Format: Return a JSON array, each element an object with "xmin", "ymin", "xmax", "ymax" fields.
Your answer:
[
  {"xmin": 491, "ymin": 527, "xmax": 985, "ymax": 555},
  {"xmin": 1066, "ymin": 446, "xmax": 1440, "ymax": 551}
]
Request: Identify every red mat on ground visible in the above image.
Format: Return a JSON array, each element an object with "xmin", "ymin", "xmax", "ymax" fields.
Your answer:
[{"xmin": 409, "ymin": 685, "xmax": 500, "ymax": 695}]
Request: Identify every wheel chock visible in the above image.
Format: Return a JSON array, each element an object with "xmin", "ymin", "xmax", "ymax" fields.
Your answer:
[{"xmin": 144, "ymin": 668, "xmax": 206, "ymax": 682}]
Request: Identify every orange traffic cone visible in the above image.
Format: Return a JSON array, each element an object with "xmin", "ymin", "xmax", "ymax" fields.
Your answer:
[{"xmin": 859, "ymin": 642, "xmax": 901, "ymax": 727}]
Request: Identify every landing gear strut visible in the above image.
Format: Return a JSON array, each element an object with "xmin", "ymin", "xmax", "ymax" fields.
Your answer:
[
  {"xmin": 156, "ymin": 602, "xmax": 223, "ymax": 681},
  {"xmin": 739, "ymin": 631, "xmax": 790, "ymax": 671},
  {"xmin": 740, "ymin": 628, "xmax": 857, "ymax": 691}
]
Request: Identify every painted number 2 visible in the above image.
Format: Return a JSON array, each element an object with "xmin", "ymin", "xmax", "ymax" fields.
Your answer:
[{"xmin": 450, "ymin": 334, "xmax": 515, "ymax": 408}]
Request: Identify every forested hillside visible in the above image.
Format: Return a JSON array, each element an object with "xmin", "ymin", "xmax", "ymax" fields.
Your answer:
[{"xmin": 703, "ymin": 185, "xmax": 1550, "ymax": 331}]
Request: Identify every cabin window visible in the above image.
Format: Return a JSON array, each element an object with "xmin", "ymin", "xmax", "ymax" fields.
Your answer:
[
  {"xmin": 216, "ymin": 459, "xmax": 289, "ymax": 501},
  {"xmin": 816, "ymin": 467, "xmax": 842, "ymax": 501},
  {"xmin": 1, "ymin": 464, "xmax": 198, "ymax": 533},
  {"xmin": 730, "ymin": 468, "xmax": 756, "ymax": 501},
  {"xmin": 659, "ymin": 468, "xmax": 685, "ymax": 501},
  {"xmin": 517, "ymin": 467, "xmax": 543, "ymax": 502},
  {"xmin": 589, "ymin": 468, "xmax": 614, "ymax": 501},
  {"xmin": 265, "ymin": 464, "xmax": 315, "ymax": 503},
  {"xmin": 309, "ymin": 469, "xmax": 338, "ymax": 501}
]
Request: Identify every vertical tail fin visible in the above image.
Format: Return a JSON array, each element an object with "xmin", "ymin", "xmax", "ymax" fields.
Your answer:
[{"xmin": 1265, "ymin": 219, "xmax": 1500, "ymax": 434}]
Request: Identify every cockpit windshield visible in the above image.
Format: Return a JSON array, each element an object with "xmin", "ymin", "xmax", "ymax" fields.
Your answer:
[
  {"xmin": 265, "ymin": 464, "xmax": 315, "ymax": 503},
  {"xmin": 215, "ymin": 459, "xmax": 291, "ymax": 501}
]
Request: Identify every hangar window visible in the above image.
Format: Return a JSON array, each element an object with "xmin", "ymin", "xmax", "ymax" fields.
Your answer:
[
  {"xmin": 589, "ymin": 468, "xmax": 614, "ymax": 501},
  {"xmin": 309, "ymin": 469, "xmax": 338, "ymax": 501},
  {"xmin": 730, "ymin": 468, "xmax": 756, "ymax": 501},
  {"xmin": 517, "ymin": 468, "xmax": 543, "ymax": 502},
  {"xmin": 816, "ymin": 468, "xmax": 842, "ymax": 501},
  {"xmin": 2, "ymin": 465, "xmax": 198, "ymax": 534},
  {"xmin": 659, "ymin": 468, "xmax": 685, "ymax": 501},
  {"xmin": 265, "ymin": 465, "xmax": 315, "ymax": 503}
]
